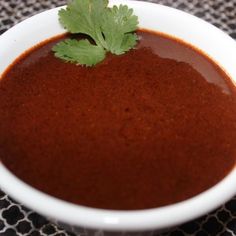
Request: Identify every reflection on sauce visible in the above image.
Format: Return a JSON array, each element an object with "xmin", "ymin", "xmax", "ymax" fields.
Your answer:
[
  {"xmin": 0, "ymin": 30, "xmax": 236, "ymax": 210},
  {"xmin": 139, "ymin": 30, "xmax": 230, "ymax": 94}
]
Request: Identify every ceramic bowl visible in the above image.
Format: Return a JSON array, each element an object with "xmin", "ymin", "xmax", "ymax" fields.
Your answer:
[{"xmin": 0, "ymin": 1, "xmax": 236, "ymax": 235}]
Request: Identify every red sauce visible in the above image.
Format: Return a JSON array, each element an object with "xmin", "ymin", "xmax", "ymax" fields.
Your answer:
[{"xmin": 0, "ymin": 30, "xmax": 236, "ymax": 210}]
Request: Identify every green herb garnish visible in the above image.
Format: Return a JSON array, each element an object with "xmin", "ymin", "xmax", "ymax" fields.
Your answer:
[{"xmin": 52, "ymin": 0, "xmax": 139, "ymax": 67}]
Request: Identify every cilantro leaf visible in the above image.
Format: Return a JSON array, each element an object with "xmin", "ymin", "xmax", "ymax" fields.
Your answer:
[
  {"xmin": 58, "ymin": 0, "xmax": 107, "ymax": 47},
  {"xmin": 102, "ymin": 5, "xmax": 139, "ymax": 54},
  {"xmin": 119, "ymin": 33, "xmax": 138, "ymax": 54},
  {"xmin": 53, "ymin": 0, "xmax": 139, "ymax": 66},
  {"xmin": 52, "ymin": 39, "xmax": 106, "ymax": 66}
]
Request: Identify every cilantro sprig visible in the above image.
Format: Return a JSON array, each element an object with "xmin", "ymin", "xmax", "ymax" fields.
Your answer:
[{"xmin": 52, "ymin": 0, "xmax": 139, "ymax": 67}]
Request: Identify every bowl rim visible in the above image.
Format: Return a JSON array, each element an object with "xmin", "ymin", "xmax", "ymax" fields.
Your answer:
[{"xmin": 0, "ymin": 0, "xmax": 236, "ymax": 231}]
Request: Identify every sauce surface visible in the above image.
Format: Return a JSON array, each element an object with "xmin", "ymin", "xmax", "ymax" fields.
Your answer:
[{"xmin": 0, "ymin": 30, "xmax": 236, "ymax": 210}]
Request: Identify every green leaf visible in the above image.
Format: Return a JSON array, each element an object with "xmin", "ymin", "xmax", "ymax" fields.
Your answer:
[
  {"xmin": 52, "ymin": 39, "xmax": 106, "ymax": 66},
  {"xmin": 120, "ymin": 33, "xmax": 138, "ymax": 54},
  {"xmin": 53, "ymin": 0, "xmax": 139, "ymax": 66},
  {"xmin": 101, "ymin": 5, "xmax": 139, "ymax": 54},
  {"xmin": 58, "ymin": 0, "xmax": 107, "ymax": 47}
]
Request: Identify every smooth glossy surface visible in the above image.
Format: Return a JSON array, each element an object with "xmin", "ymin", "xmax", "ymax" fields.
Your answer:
[{"xmin": 1, "ymin": 30, "xmax": 236, "ymax": 210}]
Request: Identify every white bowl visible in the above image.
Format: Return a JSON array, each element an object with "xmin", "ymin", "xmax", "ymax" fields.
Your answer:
[{"xmin": 0, "ymin": 1, "xmax": 236, "ymax": 235}]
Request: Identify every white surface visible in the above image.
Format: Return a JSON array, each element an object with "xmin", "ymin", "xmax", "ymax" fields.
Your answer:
[{"xmin": 0, "ymin": 0, "xmax": 236, "ymax": 232}]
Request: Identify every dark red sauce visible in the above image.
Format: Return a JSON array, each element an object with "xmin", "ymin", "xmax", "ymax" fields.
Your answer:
[{"xmin": 0, "ymin": 30, "xmax": 236, "ymax": 210}]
